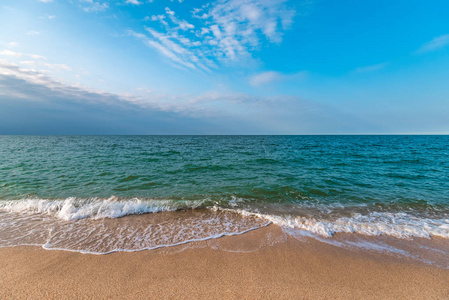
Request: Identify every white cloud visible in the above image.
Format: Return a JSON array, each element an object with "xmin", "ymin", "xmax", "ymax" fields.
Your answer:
[
  {"xmin": 149, "ymin": 14, "xmax": 168, "ymax": 26},
  {"xmin": 38, "ymin": 0, "xmax": 53, "ymax": 3},
  {"xmin": 30, "ymin": 54, "xmax": 47, "ymax": 60},
  {"xmin": 417, "ymin": 34, "xmax": 449, "ymax": 53},
  {"xmin": 0, "ymin": 60, "xmax": 369, "ymax": 134},
  {"xmin": 135, "ymin": 0, "xmax": 295, "ymax": 70},
  {"xmin": 79, "ymin": 0, "xmax": 109, "ymax": 12},
  {"xmin": 0, "ymin": 50, "xmax": 22, "ymax": 57},
  {"xmin": 130, "ymin": 31, "xmax": 187, "ymax": 69},
  {"xmin": 20, "ymin": 60, "xmax": 72, "ymax": 71},
  {"xmin": 7, "ymin": 42, "xmax": 18, "ymax": 48},
  {"xmin": 0, "ymin": 50, "xmax": 47, "ymax": 60},
  {"xmin": 0, "ymin": 60, "xmax": 61, "ymax": 89},
  {"xmin": 353, "ymin": 62, "xmax": 388, "ymax": 73},
  {"xmin": 27, "ymin": 31, "xmax": 40, "ymax": 35},
  {"xmin": 0, "ymin": 52, "xmax": 74, "ymax": 86},
  {"xmin": 250, "ymin": 71, "xmax": 282, "ymax": 86},
  {"xmin": 0, "ymin": 61, "xmax": 269, "ymax": 134},
  {"xmin": 195, "ymin": 0, "xmax": 295, "ymax": 58},
  {"xmin": 130, "ymin": 26, "xmax": 216, "ymax": 71},
  {"xmin": 249, "ymin": 70, "xmax": 306, "ymax": 86},
  {"xmin": 165, "ymin": 7, "xmax": 194, "ymax": 31},
  {"xmin": 125, "ymin": 0, "xmax": 141, "ymax": 5},
  {"xmin": 0, "ymin": 60, "xmax": 249, "ymax": 116},
  {"xmin": 41, "ymin": 14, "xmax": 56, "ymax": 19}
]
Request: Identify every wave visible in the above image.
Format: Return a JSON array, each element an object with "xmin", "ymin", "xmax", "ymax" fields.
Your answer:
[
  {"xmin": 0, "ymin": 197, "xmax": 206, "ymax": 221},
  {"xmin": 233, "ymin": 209, "xmax": 449, "ymax": 239},
  {"xmin": 0, "ymin": 196, "xmax": 449, "ymax": 243},
  {"xmin": 1, "ymin": 198, "xmax": 449, "ymax": 240},
  {"xmin": 0, "ymin": 199, "xmax": 269, "ymax": 254},
  {"xmin": 1, "ymin": 197, "xmax": 449, "ymax": 268}
]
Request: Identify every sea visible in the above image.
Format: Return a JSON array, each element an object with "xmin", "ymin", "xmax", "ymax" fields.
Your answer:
[{"xmin": 1, "ymin": 135, "xmax": 448, "ymax": 267}]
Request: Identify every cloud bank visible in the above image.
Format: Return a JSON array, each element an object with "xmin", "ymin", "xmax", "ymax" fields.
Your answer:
[{"xmin": 0, "ymin": 60, "xmax": 369, "ymax": 135}]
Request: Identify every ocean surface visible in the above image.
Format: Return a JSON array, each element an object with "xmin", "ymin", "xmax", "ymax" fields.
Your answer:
[{"xmin": 1, "ymin": 136, "xmax": 448, "ymax": 266}]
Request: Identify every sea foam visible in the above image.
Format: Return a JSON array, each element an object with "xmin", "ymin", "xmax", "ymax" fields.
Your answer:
[
  {"xmin": 0, "ymin": 197, "xmax": 205, "ymax": 220},
  {"xmin": 1, "ymin": 198, "xmax": 449, "ymax": 239},
  {"xmin": 0, "ymin": 198, "xmax": 269, "ymax": 254},
  {"xmin": 232, "ymin": 209, "xmax": 449, "ymax": 239}
]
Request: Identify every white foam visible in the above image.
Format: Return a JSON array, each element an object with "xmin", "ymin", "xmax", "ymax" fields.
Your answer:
[
  {"xmin": 3, "ymin": 199, "xmax": 448, "ymax": 240},
  {"xmin": 0, "ymin": 197, "xmax": 205, "ymax": 220},
  {"xmin": 0, "ymin": 202, "xmax": 270, "ymax": 254},
  {"xmin": 232, "ymin": 209, "xmax": 449, "ymax": 239},
  {"xmin": 40, "ymin": 223, "xmax": 270, "ymax": 255},
  {"xmin": 2, "ymin": 198, "xmax": 449, "ymax": 265}
]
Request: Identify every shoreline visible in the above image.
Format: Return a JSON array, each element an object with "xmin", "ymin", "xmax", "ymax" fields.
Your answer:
[{"xmin": 1, "ymin": 225, "xmax": 448, "ymax": 299}]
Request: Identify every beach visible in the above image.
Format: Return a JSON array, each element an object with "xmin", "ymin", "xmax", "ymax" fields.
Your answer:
[
  {"xmin": 2, "ymin": 0, "xmax": 449, "ymax": 296},
  {"xmin": 1, "ymin": 224, "xmax": 448, "ymax": 299},
  {"xmin": 1, "ymin": 135, "xmax": 449, "ymax": 299}
]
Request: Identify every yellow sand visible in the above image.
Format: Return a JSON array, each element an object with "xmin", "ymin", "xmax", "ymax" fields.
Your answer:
[{"xmin": 1, "ymin": 225, "xmax": 448, "ymax": 299}]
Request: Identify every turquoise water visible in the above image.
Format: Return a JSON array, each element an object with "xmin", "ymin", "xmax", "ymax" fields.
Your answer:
[
  {"xmin": 1, "ymin": 135, "xmax": 448, "ymax": 209},
  {"xmin": 1, "ymin": 135, "xmax": 449, "ymax": 259}
]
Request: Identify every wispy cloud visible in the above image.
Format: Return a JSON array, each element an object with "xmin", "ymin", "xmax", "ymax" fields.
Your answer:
[
  {"xmin": 147, "ymin": 14, "xmax": 168, "ymax": 26},
  {"xmin": 20, "ymin": 60, "xmax": 72, "ymax": 71},
  {"xmin": 129, "ymin": 30, "xmax": 200, "ymax": 70},
  {"xmin": 40, "ymin": 14, "xmax": 56, "ymax": 19},
  {"xmin": 417, "ymin": 34, "xmax": 449, "ymax": 53},
  {"xmin": 135, "ymin": 0, "xmax": 295, "ymax": 70},
  {"xmin": 0, "ymin": 51, "xmax": 76, "ymax": 86},
  {"xmin": 30, "ymin": 54, "xmax": 47, "ymax": 60},
  {"xmin": 125, "ymin": 0, "xmax": 141, "ymax": 5},
  {"xmin": 80, "ymin": 0, "xmax": 109, "ymax": 12},
  {"xmin": 353, "ymin": 62, "xmax": 388, "ymax": 73},
  {"xmin": 165, "ymin": 7, "xmax": 194, "ymax": 31},
  {"xmin": 0, "ymin": 50, "xmax": 47, "ymax": 60},
  {"xmin": 0, "ymin": 50, "xmax": 22, "ymax": 57},
  {"xmin": 249, "ymin": 70, "xmax": 306, "ymax": 86},
  {"xmin": 196, "ymin": 0, "xmax": 295, "ymax": 57},
  {"xmin": 0, "ymin": 60, "xmax": 63, "ymax": 92},
  {"xmin": 38, "ymin": 0, "xmax": 53, "ymax": 3},
  {"xmin": 250, "ymin": 71, "xmax": 282, "ymax": 86}
]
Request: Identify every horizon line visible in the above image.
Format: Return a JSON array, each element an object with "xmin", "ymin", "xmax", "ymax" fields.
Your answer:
[{"xmin": 1, "ymin": 133, "xmax": 448, "ymax": 136}]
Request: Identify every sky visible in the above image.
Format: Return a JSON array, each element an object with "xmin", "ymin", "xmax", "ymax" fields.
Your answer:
[{"xmin": 0, "ymin": 0, "xmax": 449, "ymax": 134}]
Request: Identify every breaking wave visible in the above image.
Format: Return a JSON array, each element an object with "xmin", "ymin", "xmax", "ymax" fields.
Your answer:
[{"xmin": 0, "ymin": 196, "xmax": 205, "ymax": 221}]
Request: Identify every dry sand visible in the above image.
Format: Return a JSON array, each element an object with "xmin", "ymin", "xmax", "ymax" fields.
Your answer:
[{"xmin": 1, "ymin": 225, "xmax": 448, "ymax": 299}]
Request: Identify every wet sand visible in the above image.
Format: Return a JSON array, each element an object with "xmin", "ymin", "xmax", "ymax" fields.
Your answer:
[{"xmin": 0, "ymin": 225, "xmax": 448, "ymax": 299}]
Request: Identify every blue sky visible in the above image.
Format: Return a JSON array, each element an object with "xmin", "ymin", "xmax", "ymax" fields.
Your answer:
[{"xmin": 0, "ymin": 0, "xmax": 449, "ymax": 134}]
